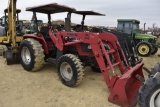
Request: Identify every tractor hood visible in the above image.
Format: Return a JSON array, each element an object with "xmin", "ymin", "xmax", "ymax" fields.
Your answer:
[{"xmin": 135, "ymin": 33, "xmax": 157, "ymax": 39}]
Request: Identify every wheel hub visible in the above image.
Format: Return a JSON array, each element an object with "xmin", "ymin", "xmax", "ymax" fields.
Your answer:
[
  {"xmin": 138, "ymin": 44, "xmax": 149, "ymax": 55},
  {"xmin": 21, "ymin": 47, "xmax": 31, "ymax": 65},
  {"xmin": 150, "ymin": 89, "xmax": 160, "ymax": 107},
  {"xmin": 60, "ymin": 62, "xmax": 73, "ymax": 81}
]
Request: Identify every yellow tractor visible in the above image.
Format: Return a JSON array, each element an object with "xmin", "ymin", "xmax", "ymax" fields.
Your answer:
[{"xmin": 0, "ymin": 0, "xmax": 23, "ymax": 64}]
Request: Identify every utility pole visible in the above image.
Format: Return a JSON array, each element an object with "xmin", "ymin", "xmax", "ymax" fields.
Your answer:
[
  {"xmin": 153, "ymin": 23, "xmax": 156, "ymax": 35},
  {"xmin": 144, "ymin": 23, "xmax": 146, "ymax": 34}
]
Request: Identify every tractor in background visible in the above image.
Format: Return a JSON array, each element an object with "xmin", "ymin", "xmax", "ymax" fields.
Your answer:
[
  {"xmin": 18, "ymin": 20, "xmax": 34, "ymax": 35},
  {"xmin": 117, "ymin": 19, "xmax": 158, "ymax": 57},
  {"xmin": 30, "ymin": 20, "xmax": 43, "ymax": 33},
  {"xmin": 0, "ymin": 0, "xmax": 23, "ymax": 63},
  {"xmin": 0, "ymin": 0, "xmax": 35, "ymax": 60},
  {"xmin": 16, "ymin": 20, "xmax": 43, "ymax": 35},
  {"xmin": 0, "ymin": 14, "xmax": 34, "ymax": 35}
]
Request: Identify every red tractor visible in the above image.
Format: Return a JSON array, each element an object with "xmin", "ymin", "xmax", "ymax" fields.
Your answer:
[{"xmin": 19, "ymin": 3, "xmax": 160, "ymax": 107}]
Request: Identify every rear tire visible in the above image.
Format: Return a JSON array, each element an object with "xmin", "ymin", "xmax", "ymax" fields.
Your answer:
[
  {"xmin": 57, "ymin": 54, "xmax": 84, "ymax": 87},
  {"xmin": 20, "ymin": 38, "xmax": 44, "ymax": 71},
  {"xmin": 136, "ymin": 41, "xmax": 152, "ymax": 57},
  {"xmin": 138, "ymin": 72, "xmax": 160, "ymax": 107},
  {"xmin": 151, "ymin": 46, "xmax": 158, "ymax": 55}
]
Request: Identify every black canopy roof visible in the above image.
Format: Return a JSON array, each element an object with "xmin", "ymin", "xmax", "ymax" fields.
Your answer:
[
  {"xmin": 73, "ymin": 11, "xmax": 105, "ymax": 16},
  {"xmin": 26, "ymin": 3, "xmax": 76, "ymax": 14}
]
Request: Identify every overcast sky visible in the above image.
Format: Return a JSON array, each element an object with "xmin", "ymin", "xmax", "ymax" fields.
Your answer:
[{"xmin": 0, "ymin": 0, "xmax": 160, "ymax": 28}]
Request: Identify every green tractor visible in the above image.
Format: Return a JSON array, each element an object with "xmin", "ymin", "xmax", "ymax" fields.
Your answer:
[
  {"xmin": 0, "ymin": 12, "xmax": 36, "ymax": 36},
  {"xmin": 17, "ymin": 20, "xmax": 32, "ymax": 35},
  {"xmin": 17, "ymin": 20, "xmax": 43, "ymax": 35},
  {"xmin": 117, "ymin": 19, "xmax": 158, "ymax": 57},
  {"xmin": 30, "ymin": 20, "xmax": 43, "ymax": 32}
]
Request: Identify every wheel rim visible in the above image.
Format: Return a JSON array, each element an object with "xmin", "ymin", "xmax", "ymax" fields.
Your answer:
[
  {"xmin": 150, "ymin": 89, "xmax": 160, "ymax": 107},
  {"xmin": 60, "ymin": 62, "xmax": 73, "ymax": 81},
  {"xmin": 21, "ymin": 47, "xmax": 31, "ymax": 65},
  {"xmin": 138, "ymin": 44, "xmax": 149, "ymax": 55}
]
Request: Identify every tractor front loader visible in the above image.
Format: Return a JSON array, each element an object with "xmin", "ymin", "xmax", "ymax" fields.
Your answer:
[
  {"xmin": 18, "ymin": 3, "xmax": 147, "ymax": 107},
  {"xmin": 70, "ymin": 11, "xmax": 142, "ymax": 67}
]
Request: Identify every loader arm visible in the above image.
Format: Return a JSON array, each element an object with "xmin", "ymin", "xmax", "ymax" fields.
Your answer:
[{"xmin": 54, "ymin": 31, "xmax": 144, "ymax": 107}]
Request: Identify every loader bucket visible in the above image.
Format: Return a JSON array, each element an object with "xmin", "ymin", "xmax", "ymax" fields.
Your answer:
[{"xmin": 108, "ymin": 62, "xmax": 144, "ymax": 107}]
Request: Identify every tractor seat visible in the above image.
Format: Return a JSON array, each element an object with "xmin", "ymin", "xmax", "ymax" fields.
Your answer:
[{"xmin": 40, "ymin": 26, "xmax": 51, "ymax": 40}]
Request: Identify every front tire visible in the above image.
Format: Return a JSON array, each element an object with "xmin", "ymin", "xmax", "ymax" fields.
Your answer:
[
  {"xmin": 57, "ymin": 54, "xmax": 84, "ymax": 87},
  {"xmin": 138, "ymin": 72, "xmax": 160, "ymax": 107},
  {"xmin": 20, "ymin": 38, "xmax": 44, "ymax": 71},
  {"xmin": 136, "ymin": 41, "xmax": 152, "ymax": 57}
]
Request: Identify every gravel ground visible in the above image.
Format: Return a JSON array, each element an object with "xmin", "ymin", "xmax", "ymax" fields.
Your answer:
[{"xmin": 0, "ymin": 49, "xmax": 160, "ymax": 107}]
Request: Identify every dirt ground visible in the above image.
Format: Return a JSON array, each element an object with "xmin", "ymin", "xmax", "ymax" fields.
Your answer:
[{"xmin": 0, "ymin": 50, "xmax": 160, "ymax": 107}]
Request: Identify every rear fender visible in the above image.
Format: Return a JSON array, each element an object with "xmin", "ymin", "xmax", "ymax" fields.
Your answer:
[{"xmin": 23, "ymin": 34, "xmax": 49, "ymax": 54}]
